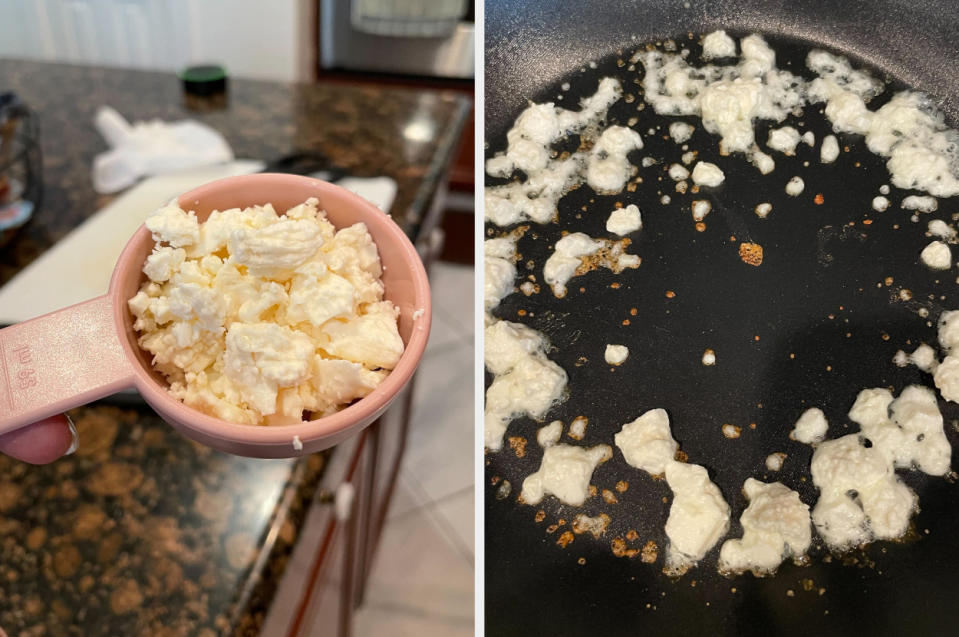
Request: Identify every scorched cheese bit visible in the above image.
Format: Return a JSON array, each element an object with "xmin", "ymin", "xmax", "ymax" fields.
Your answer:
[
  {"xmin": 128, "ymin": 199, "xmax": 403, "ymax": 426},
  {"xmin": 521, "ymin": 444, "xmax": 613, "ymax": 506},
  {"xmin": 718, "ymin": 479, "xmax": 811, "ymax": 576}
]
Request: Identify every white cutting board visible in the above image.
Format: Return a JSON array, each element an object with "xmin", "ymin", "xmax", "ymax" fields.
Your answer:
[{"xmin": 0, "ymin": 163, "xmax": 397, "ymax": 324}]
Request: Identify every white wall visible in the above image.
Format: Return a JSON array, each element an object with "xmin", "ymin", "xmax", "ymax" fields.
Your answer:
[{"xmin": 0, "ymin": 0, "xmax": 312, "ymax": 82}]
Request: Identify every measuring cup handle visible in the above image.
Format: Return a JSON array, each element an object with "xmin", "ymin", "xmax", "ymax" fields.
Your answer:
[{"xmin": 0, "ymin": 295, "xmax": 135, "ymax": 435}]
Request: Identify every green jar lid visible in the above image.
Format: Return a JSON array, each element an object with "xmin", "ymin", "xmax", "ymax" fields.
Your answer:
[{"xmin": 179, "ymin": 65, "xmax": 228, "ymax": 97}]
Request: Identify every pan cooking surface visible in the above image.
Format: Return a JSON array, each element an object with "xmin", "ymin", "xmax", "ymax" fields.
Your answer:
[{"xmin": 485, "ymin": 31, "xmax": 959, "ymax": 635}]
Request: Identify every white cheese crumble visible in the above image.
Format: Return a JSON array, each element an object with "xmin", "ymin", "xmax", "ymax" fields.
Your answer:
[
  {"xmin": 129, "ymin": 199, "xmax": 401, "ymax": 426},
  {"xmin": 521, "ymin": 444, "xmax": 612, "ymax": 506},
  {"xmin": 920, "ymin": 241, "xmax": 951, "ymax": 270},
  {"xmin": 587, "ymin": 125, "xmax": 644, "ymax": 194},
  {"xmin": 765, "ymin": 452, "xmax": 786, "ymax": 472},
  {"xmin": 801, "ymin": 130, "xmax": 815, "ymax": 147},
  {"xmin": 784, "ymin": 176, "xmax": 805, "ymax": 196},
  {"xmin": 872, "ymin": 196, "xmax": 890, "ymax": 212},
  {"xmin": 664, "ymin": 462, "xmax": 731, "ymax": 574},
  {"xmin": 412, "ymin": 308, "xmax": 424, "ymax": 320},
  {"xmin": 485, "ymin": 78, "xmax": 624, "ymax": 226},
  {"xmin": 718, "ymin": 479, "xmax": 811, "ymax": 575},
  {"xmin": 701, "ymin": 30, "xmax": 736, "ymax": 59},
  {"xmin": 292, "ymin": 435, "xmax": 303, "ymax": 451},
  {"xmin": 669, "ymin": 121, "xmax": 695, "ymax": 143},
  {"xmin": 668, "ymin": 163, "xmax": 691, "ymax": 181},
  {"xmin": 614, "ymin": 409, "xmax": 729, "ymax": 572},
  {"xmin": 543, "ymin": 232, "xmax": 640, "ymax": 297},
  {"xmin": 811, "ymin": 386, "xmax": 950, "ymax": 550},
  {"xmin": 820, "ymin": 134, "xmax": 840, "ymax": 163},
  {"xmin": 749, "ymin": 149, "xmax": 776, "ymax": 174},
  {"xmin": 614, "ymin": 408, "xmax": 678, "ymax": 475},
  {"xmin": 767, "ymin": 126, "xmax": 801, "ymax": 155},
  {"xmin": 537, "ymin": 420, "xmax": 563, "ymax": 447},
  {"xmin": 928, "ymin": 219, "xmax": 956, "ymax": 241},
  {"xmin": 484, "ymin": 235, "xmax": 518, "ymax": 313},
  {"xmin": 935, "ymin": 310, "xmax": 959, "ymax": 402},
  {"xmin": 902, "ymin": 195, "xmax": 938, "ymax": 212},
  {"xmin": 910, "ymin": 343, "xmax": 938, "ymax": 373},
  {"xmin": 691, "ymin": 200, "xmax": 712, "ymax": 221},
  {"xmin": 484, "ymin": 320, "xmax": 568, "ymax": 451},
  {"xmin": 691, "ymin": 161, "xmax": 725, "ymax": 187},
  {"xmin": 754, "ymin": 202, "xmax": 772, "ymax": 218},
  {"xmin": 791, "ymin": 407, "xmax": 828, "ymax": 444},
  {"xmin": 701, "ymin": 349, "xmax": 716, "ymax": 365},
  {"xmin": 604, "ymin": 344, "xmax": 629, "ymax": 365},
  {"xmin": 605, "ymin": 204, "xmax": 642, "ymax": 235}
]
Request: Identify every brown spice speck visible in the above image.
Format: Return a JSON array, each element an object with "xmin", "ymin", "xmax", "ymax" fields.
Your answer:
[
  {"xmin": 578, "ymin": 557, "xmax": 587, "ymax": 565},
  {"xmin": 611, "ymin": 537, "xmax": 640, "ymax": 558},
  {"xmin": 557, "ymin": 531, "xmax": 575, "ymax": 548},
  {"xmin": 695, "ymin": 222, "xmax": 706, "ymax": 232},
  {"xmin": 739, "ymin": 242, "xmax": 764, "ymax": 266},
  {"xmin": 722, "ymin": 424, "xmax": 742, "ymax": 439},
  {"xmin": 546, "ymin": 524, "xmax": 560, "ymax": 534},
  {"xmin": 602, "ymin": 489, "xmax": 619, "ymax": 504},
  {"xmin": 630, "ymin": 308, "xmax": 638, "ymax": 316},
  {"xmin": 622, "ymin": 319, "xmax": 631, "ymax": 326},
  {"xmin": 641, "ymin": 540, "xmax": 659, "ymax": 563},
  {"xmin": 665, "ymin": 290, "xmax": 676, "ymax": 298},
  {"xmin": 508, "ymin": 436, "xmax": 528, "ymax": 458},
  {"xmin": 534, "ymin": 510, "xmax": 546, "ymax": 523},
  {"xmin": 626, "ymin": 530, "xmax": 639, "ymax": 541},
  {"xmin": 814, "ymin": 193, "xmax": 824, "ymax": 205},
  {"xmin": 610, "ymin": 282, "xmax": 621, "ymax": 289},
  {"xmin": 615, "ymin": 480, "xmax": 629, "ymax": 493}
]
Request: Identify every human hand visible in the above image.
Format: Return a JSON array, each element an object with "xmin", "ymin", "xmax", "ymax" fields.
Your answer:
[{"xmin": 0, "ymin": 414, "xmax": 77, "ymax": 464}]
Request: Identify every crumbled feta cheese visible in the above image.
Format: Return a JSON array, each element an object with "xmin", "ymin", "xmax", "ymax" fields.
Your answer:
[
  {"xmin": 543, "ymin": 232, "xmax": 640, "ymax": 297},
  {"xmin": 606, "ymin": 204, "xmax": 642, "ymax": 235},
  {"xmin": 484, "ymin": 320, "xmax": 568, "ymax": 451},
  {"xmin": 784, "ymin": 176, "xmax": 805, "ymax": 196},
  {"xmin": 928, "ymin": 219, "xmax": 956, "ymax": 241},
  {"xmin": 614, "ymin": 409, "xmax": 678, "ymax": 475},
  {"xmin": 920, "ymin": 241, "xmax": 951, "ymax": 270},
  {"xmin": 485, "ymin": 235, "xmax": 518, "ymax": 312},
  {"xmin": 820, "ymin": 134, "xmax": 840, "ymax": 163},
  {"xmin": 872, "ymin": 196, "xmax": 890, "ymax": 212},
  {"xmin": 691, "ymin": 161, "xmax": 725, "ymax": 187},
  {"xmin": 521, "ymin": 444, "xmax": 612, "ymax": 506},
  {"xmin": 129, "ymin": 199, "xmax": 400, "ymax": 426},
  {"xmin": 537, "ymin": 420, "xmax": 563, "ymax": 448},
  {"xmin": 669, "ymin": 122, "xmax": 695, "ymax": 143},
  {"xmin": 765, "ymin": 452, "xmax": 786, "ymax": 471},
  {"xmin": 718, "ymin": 479, "xmax": 811, "ymax": 575},
  {"xmin": 668, "ymin": 163, "xmax": 691, "ymax": 181},
  {"xmin": 664, "ymin": 462, "xmax": 731, "ymax": 574},
  {"xmin": 902, "ymin": 195, "xmax": 938, "ymax": 212},
  {"xmin": 605, "ymin": 344, "xmax": 629, "ymax": 365},
  {"xmin": 791, "ymin": 407, "xmax": 828, "ymax": 443},
  {"xmin": 749, "ymin": 149, "xmax": 775, "ymax": 174},
  {"xmin": 801, "ymin": 131, "xmax": 815, "ymax": 147},
  {"xmin": 691, "ymin": 199, "xmax": 712, "ymax": 221},
  {"xmin": 701, "ymin": 348, "xmax": 716, "ymax": 365},
  {"xmin": 587, "ymin": 126, "xmax": 644, "ymax": 194},
  {"xmin": 911, "ymin": 343, "xmax": 938, "ymax": 372},
  {"xmin": 812, "ymin": 386, "xmax": 950, "ymax": 550},
  {"xmin": 701, "ymin": 30, "xmax": 736, "ymax": 59},
  {"xmin": 754, "ymin": 202, "xmax": 772, "ymax": 218},
  {"xmin": 767, "ymin": 126, "xmax": 801, "ymax": 155}
]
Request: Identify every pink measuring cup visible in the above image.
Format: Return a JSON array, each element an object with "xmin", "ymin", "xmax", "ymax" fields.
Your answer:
[{"xmin": 0, "ymin": 173, "xmax": 431, "ymax": 457}]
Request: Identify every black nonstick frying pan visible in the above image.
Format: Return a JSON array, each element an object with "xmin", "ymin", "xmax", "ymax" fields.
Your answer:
[{"xmin": 485, "ymin": 1, "xmax": 959, "ymax": 635}]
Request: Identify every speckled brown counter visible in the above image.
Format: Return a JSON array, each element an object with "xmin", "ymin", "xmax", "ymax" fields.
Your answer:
[{"xmin": 0, "ymin": 59, "xmax": 469, "ymax": 636}]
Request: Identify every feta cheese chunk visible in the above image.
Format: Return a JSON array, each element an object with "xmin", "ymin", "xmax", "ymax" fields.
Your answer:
[
  {"xmin": 791, "ymin": 407, "xmax": 828, "ymax": 444},
  {"xmin": 614, "ymin": 408, "xmax": 678, "ymax": 475},
  {"xmin": 521, "ymin": 444, "xmax": 612, "ymax": 506},
  {"xmin": 129, "ymin": 198, "xmax": 402, "ymax": 426},
  {"xmin": 920, "ymin": 240, "xmax": 951, "ymax": 269},
  {"xmin": 605, "ymin": 204, "xmax": 642, "ymax": 236},
  {"xmin": 719, "ymin": 479, "xmax": 811, "ymax": 575},
  {"xmin": 691, "ymin": 162, "xmax": 725, "ymax": 187},
  {"xmin": 664, "ymin": 462, "xmax": 731, "ymax": 574},
  {"xmin": 604, "ymin": 344, "xmax": 629, "ymax": 365}
]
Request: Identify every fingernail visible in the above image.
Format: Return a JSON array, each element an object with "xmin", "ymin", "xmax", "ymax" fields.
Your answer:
[{"xmin": 65, "ymin": 415, "xmax": 79, "ymax": 456}]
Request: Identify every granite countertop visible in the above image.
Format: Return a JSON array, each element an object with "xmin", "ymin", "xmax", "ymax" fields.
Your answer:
[{"xmin": 0, "ymin": 59, "xmax": 469, "ymax": 636}]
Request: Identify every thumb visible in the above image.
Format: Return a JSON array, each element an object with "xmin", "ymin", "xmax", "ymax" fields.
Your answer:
[{"xmin": 0, "ymin": 414, "xmax": 77, "ymax": 464}]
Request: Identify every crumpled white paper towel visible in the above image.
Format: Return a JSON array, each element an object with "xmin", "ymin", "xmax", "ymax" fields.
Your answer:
[{"xmin": 92, "ymin": 106, "xmax": 234, "ymax": 194}]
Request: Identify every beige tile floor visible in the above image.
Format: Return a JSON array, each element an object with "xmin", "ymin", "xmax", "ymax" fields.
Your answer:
[{"xmin": 334, "ymin": 261, "xmax": 475, "ymax": 636}]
